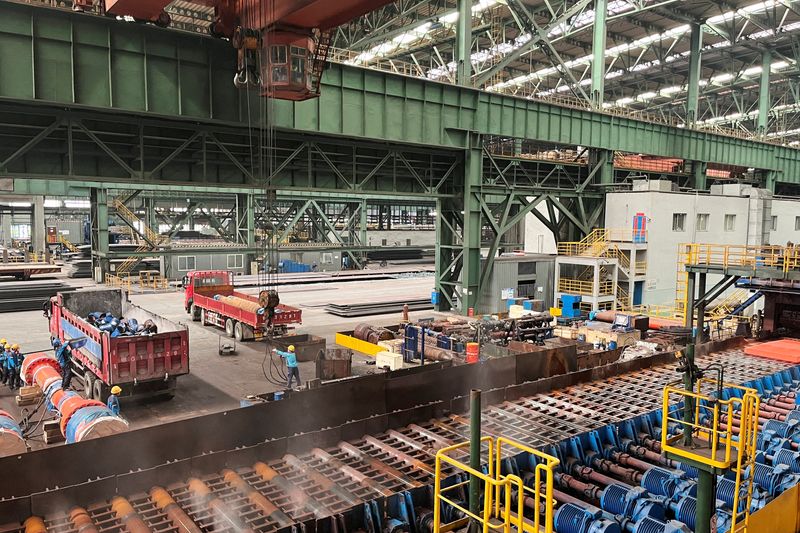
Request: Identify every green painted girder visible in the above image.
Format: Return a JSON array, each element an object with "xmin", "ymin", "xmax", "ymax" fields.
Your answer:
[
  {"xmin": 1, "ymin": 2, "xmax": 799, "ymax": 183},
  {"xmin": 98, "ymin": 244, "xmax": 434, "ymax": 258},
  {"xmin": 13, "ymin": 177, "xmax": 439, "ymax": 202}
]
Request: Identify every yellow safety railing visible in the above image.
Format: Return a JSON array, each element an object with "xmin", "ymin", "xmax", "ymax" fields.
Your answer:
[
  {"xmin": 434, "ymin": 436, "xmax": 558, "ymax": 533},
  {"xmin": 105, "ymin": 274, "xmax": 132, "ymax": 295},
  {"xmin": 662, "ymin": 379, "xmax": 760, "ymax": 532},
  {"xmin": 58, "ymin": 234, "xmax": 79, "ymax": 253},
  {"xmin": 558, "ymin": 278, "xmax": 614, "ymax": 296},
  {"xmin": 138, "ymin": 271, "xmax": 170, "ymax": 291},
  {"xmin": 680, "ymin": 243, "xmax": 800, "ymax": 274},
  {"xmin": 634, "ymin": 260, "xmax": 647, "ymax": 275}
]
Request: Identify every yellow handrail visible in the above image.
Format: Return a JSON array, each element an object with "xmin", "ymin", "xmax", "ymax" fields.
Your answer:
[
  {"xmin": 662, "ymin": 379, "xmax": 759, "ymax": 532},
  {"xmin": 558, "ymin": 278, "xmax": 615, "ymax": 296},
  {"xmin": 434, "ymin": 436, "xmax": 558, "ymax": 533}
]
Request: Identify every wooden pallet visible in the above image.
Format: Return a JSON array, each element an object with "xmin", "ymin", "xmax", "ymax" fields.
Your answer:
[
  {"xmin": 43, "ymin": 420, "xmax": 65, "ymax": 445},
  {"xmin": 15, "ymin": 385, "xmax": 42, "ymax": 406}
]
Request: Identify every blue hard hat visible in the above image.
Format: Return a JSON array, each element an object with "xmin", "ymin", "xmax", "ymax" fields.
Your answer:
[{"xmin": 51, "ymin": 338, "xmax": 62, "ymax": 347}]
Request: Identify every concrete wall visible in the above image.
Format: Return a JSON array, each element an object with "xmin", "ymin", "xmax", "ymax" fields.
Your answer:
[
  {"xmin": 365, "ymin": 230, "xmax": 436, "ymax": 247},
  {"xmin": 769, "ymin": 198, "xmax": 800, "ymax": 246},
  {"xmin": 605, "ymin": 187, "xmax": 751, "ymax": 305},
  {"xmin": 524, "ymin": 202, "xmax": 558, "ymax": 254}
]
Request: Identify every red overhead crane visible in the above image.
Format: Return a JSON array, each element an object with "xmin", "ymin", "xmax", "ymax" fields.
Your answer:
[{"xmin": 81, "ymin": 0, "xmax": 397, "ymax": 100}]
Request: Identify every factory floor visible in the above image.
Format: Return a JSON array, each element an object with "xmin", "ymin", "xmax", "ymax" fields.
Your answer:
[{"xmin": 0, "ymin": 272, "xmax": 437, "ymax": 446}]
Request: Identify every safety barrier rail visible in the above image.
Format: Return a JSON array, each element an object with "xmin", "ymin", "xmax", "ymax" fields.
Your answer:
[
  {"xmin": 680, "ymin": 243, "xmax": 800, "ymax": 274},
  {"xmin": 662, "ymin": 379, "xmax": 760, "ymax": 532},
  {"xmin": 634, "ymin": 260, "xmax": 647, "ymax": 276},
  {"xmin": 433, "ymin": 436, "xmax": 558, "ymax": 533},
  {"xmin": 139, "ymin": 271, "xmax": 171, "ymax": 291},
  {"xmin": 105, "ymin": 274, "xmax": 132, "ymax": 295},
  {"xmin": 557, "ymin": 278, "xmax": 614, "ymax": 296}
]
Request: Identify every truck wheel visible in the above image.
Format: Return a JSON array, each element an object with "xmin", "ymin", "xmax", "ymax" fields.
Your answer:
[
  {"xmin": 93, "ymin": 380, "xmax": 107, "ymax": 403},
  {"xmin": 83, "ymin": 371, "xmax": 95, "ymax": 400},
  {"xmin": 225, "ymin": 319, "xmax": 235, "ymax": 338},
  {"xmin": 234, "ymin": 322, "xmax": 244, "ymax": 342},
  {"xmin": 190, "ymin": 304, "xmax": 200, "ymax": 321}
]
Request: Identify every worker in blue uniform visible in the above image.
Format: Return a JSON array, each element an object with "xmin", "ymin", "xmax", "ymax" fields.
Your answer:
[
  {"xmin": 5, "ymin": 344, "xmax": 18, "ymax": 390},
  {"xmin": 107, "ymin": 385, "xmax": 121, "ymax": 416},
  {"xmin": 10, "ymin": 344, "xmax": 22, "ymax": 389},
  {"xmin": 0, "ymin": 338, "xmax": 7, "ymax": 385},
  {"xmin": 52, "ymin": 338, "xmax": 73, "ymax": 389},
  {"xmin": 272, "ymin": 344, "xmax": 300, "ymax": 389}
]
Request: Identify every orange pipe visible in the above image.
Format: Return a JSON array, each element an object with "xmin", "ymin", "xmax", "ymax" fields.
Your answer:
[
  {"xmin": 110, "ymin": 496, "xmax": 151, "ymax": 533},
  {"xmin": 23, "ymin": 517, "xmax": 46, "ymax": 533},
  {"xmin": 68, "ymin": 507, "xmax": 99, "ymax": 533},
  {"xmin": 149, "ymin": 487, "xmax": 201, "ymax": 533}
]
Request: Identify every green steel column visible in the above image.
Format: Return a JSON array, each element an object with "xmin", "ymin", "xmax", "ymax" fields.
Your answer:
[
  {"xmin": 31, "ymin": 195, "xmax": 45, "ymax": 253},
  {"xmin": 693, "ymin": 161, "xmax": 708, "ymax": 190},
  {"xmin": 90, "ymin": 188, "xmax": 109, "ymax": 282},
  {"xmin": 696, "ymin": 273, "xmax": 706, "ymax": 343},
  {"xmin": 695, "ymin": 469, "xmax": 715, "ymax": 533},
  {"xmin": 238, "ymin": 193, "xmax": 255, "ymax": 247},
  {"xmin": 360, "ymin": 199, "xmax": 368, "ymax": 246},
  {"xmin": 435, "ymin": 198, "xmax": 453, "ymax": 312},
  {"xmin": 591, "ymin": 0, "xmax": 608, "ymax": 109},
  {"xmin": 145, "ymin": 197, "xmax": 157, "ymax": 234},
  {"xmin": 757, "ymin": 50, "xmax": 772, "ymax": 138},
  {"xmin": 456, "ymin": 0, "xmax": 472, "ymax": 86},
  {"xmin": 591, "ymin": 149, "xmax": 614, "ymax": 184},
  {"xmin": 462, "ymin": 139, "xmax": 483, "ymax": 314},
  {"xmin": 765, "ymin": 170, "xmax": 778, "ymax": 192},
  {"xmin": 687, "ymin": 24, "xmax": 703, "ymax": 125},
  {"xmin": 469, "ymin": 389, "xmax": 482, "ymax": 522}
]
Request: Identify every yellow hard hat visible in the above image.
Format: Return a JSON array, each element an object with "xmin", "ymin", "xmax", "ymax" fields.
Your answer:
[
  {"xmin": 111, "ymin": 386, "xmax": 122, "ymax": 395},
  {"xmin": 11, "ymin": 344, "xmax": 19, "ymax": 351},
  {"xmin": 287, "ymin": 345, "xmax": 295, "ymax": 352},
  {"xmin": 0, "ymin": 339, "xmax": 6, "ymax": 345},
  {"xmin": 3, "ymin": 344, "xmax": 9, "ymax": 350}
]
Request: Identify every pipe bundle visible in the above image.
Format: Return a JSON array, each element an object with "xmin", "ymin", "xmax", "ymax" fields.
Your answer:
[
  {"xmin": 0, "ymin": 409, "xmax": 25, "ymax": 456},
  {"xmin": 21, "ymin": 354, "xmax": 127, "ymax": 443},
  {"xmin": 86, "ymin": 312, "xmax": 157, "ymax": 337},
  {"xmin": 214, "ymin": 295, "xmax": 265, "ymax": 315}
]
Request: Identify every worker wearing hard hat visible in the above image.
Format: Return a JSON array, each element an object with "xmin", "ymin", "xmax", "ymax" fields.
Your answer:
[
  {"xmin": 0, "ymin": 339, "xmax": 7, "ymax": 385},
  {"xmin": 107, "ymin": 386, "xmax": 121, "ymax": 416},
  {"xmin": 10, "ymin": 344, "xmax": 22, "ymax": 389},
  {"xmin": 52, "ymin": 338, "xmax": 73, "ymax": 390},
  {"xmin": 4, "ymin": 344, "xmax": 17, "ymax": 390},
  {"xmin": 272, "ymin": 345, "xmax": 301, "ymax": 389}
]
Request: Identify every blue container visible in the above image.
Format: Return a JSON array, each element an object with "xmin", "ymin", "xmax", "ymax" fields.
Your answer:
[
  {"xmin": 431, "ymin": 290, "xmax": 439, "ymax": 305},
  {"xmin": 609, "ymin": 341, "xmax": 618, "ymax": 350},
  {"xmin": 523, "ymin": 300, "xmax": 534, "ymax": 310}
]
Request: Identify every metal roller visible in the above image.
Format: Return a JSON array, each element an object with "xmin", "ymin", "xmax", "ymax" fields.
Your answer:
[
  {"xmin": 222, "ymin": 295, "xmax": 263, "ymax": 314},
  {"xmin": 68, "ymin": 507, "xmax": 99, "ymax": 533},
  {"xmin": 354, "ymin": 324, "xmax": 394, "ymax": 344},
  {"xmin": 110, "ymin": 497, "xmax": 151, "ymax": 533},
  {"xmin": 0, "ymin": 410, "xmax": 26, "ymax": 456},
  {"xmin": 149, "ymin": 487, "xmax": 201, "ymax": 533}
]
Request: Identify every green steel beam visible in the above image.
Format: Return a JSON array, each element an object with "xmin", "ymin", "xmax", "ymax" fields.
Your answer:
[
  {"xmin": 1, "ymin": 2, "xmax": 799, "ymax": 187},
  {"xmin": 591, "ymin": 0, "xmax": 607, "ymax": 109},
  {"xmin": 687, "ymin": 23, "xmax": 702, "ymax": 125},
  {"xmin": 758, "ymin": 50, "xmax": 772, "ymax": 138},
  {"xmin": 461, "ymin": 136, "xmax": 482, "ymax": 313},
  {"xmin": 456, "ymin": 0, "xmax": 471, "ymax": 86}
]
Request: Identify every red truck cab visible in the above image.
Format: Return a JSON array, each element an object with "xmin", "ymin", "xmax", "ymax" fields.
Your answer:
[{"xmin": 183, "ymin": 270, "xmax": 301, "ymax": 340}]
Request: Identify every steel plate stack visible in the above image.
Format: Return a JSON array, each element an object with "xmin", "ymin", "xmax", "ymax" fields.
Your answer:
[{"xmin": 0, "ymin": 280, "xmax": 76, "ymax": 313}]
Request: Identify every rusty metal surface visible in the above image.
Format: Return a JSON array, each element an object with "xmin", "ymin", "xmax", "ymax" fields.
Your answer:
[{"xmin": 0, "ymin": 346, "xmax": 791, "ymax": 529}]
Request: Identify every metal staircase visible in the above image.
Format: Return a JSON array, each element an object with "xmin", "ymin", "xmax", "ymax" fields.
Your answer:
[
  {"xmin": 58, "ymin": 234, "xmax": 79, "ymax": 253},
  {"xmin": 112, "ymin": 197, "xmax": 165, "ymax": 275}
]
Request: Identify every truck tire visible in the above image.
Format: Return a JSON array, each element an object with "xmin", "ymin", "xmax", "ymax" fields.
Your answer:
[
  {"xmin": 190, "ymin": 303, "xmax": 200, "ymax": 321},
  {"xmin": 93, "ymin": 379, "xmax": 107, "ymax": 403},
  {"xmin": 83, "ymin": 370, "xmax": 95, "ymax": 400},
  {"xmin": 225, "ymin": 318, "xmax": 235, "ymax": 338},
  {"xmin": 234, "ymin": 322, "xmax": 244, "ymax": 342}
]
